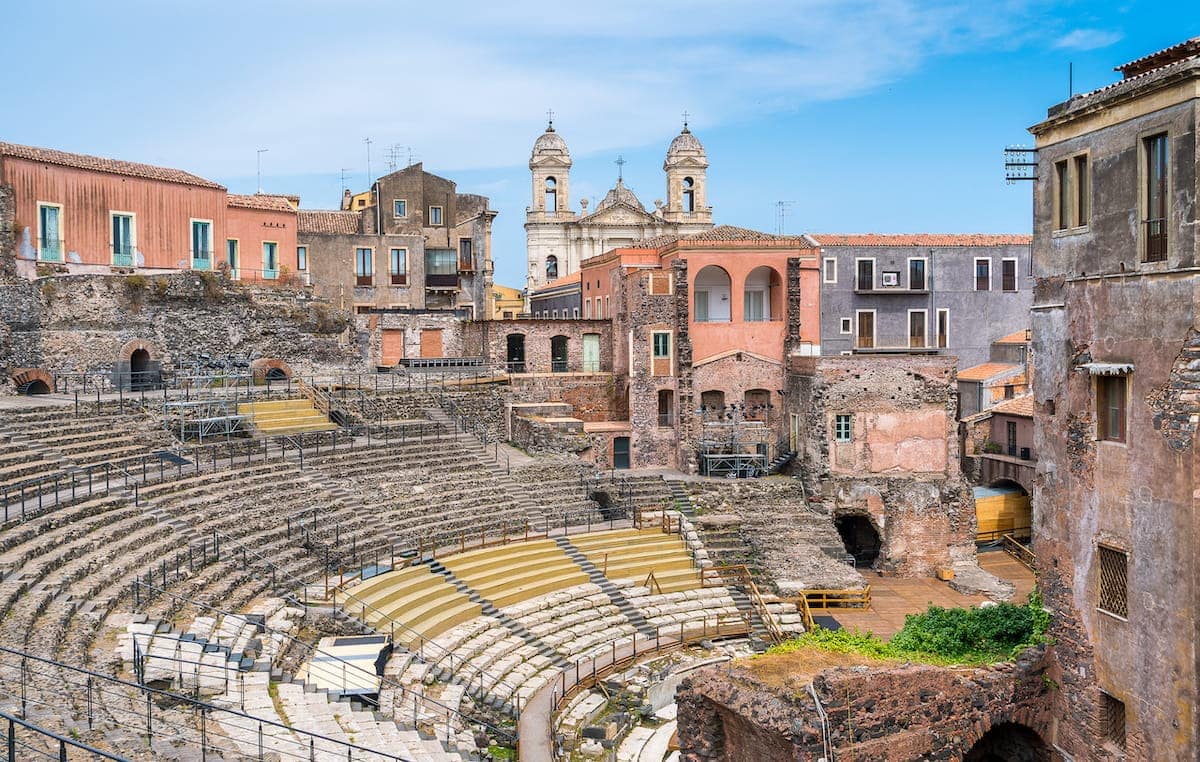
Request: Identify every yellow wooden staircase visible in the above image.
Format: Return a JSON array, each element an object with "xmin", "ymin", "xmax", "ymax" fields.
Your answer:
[{"xmin": 236, "ymin": 398, "xmax": 337, "ymax": 435}]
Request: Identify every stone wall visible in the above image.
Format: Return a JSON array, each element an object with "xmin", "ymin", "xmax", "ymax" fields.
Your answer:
[
  {"xmin": 366, "ymin": 310, "xmax": 467, "ymax": 366},
  {"xmin": 0, "ymin": 184, "xmax": 15, "ymax": 283},
  {"xmin": 463, "ymin": 318, "xmax": 613, "ymax": 374},
  {"xmin": 2, "ymin": 272, "xmax": 363, "ymax": 388},
  {"xmin": 788, "ymin": 354, "xmax": 977, "ymax": 576},
  {"xmin": 509, "ymin": 374, "xmax": 625, "ymax": 422},
  {"xmin": 676, "ymin": 648, "xmax": 1055, "ymax": 761}
]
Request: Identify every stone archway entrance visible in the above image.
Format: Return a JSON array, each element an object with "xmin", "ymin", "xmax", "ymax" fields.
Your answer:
[
  {"xmin": 835, "ymin": 515, "xmax": 882, "ymax": 567},
  {"xmin": 964, "ymin": 722, "xmax": 1050, "ymax": 762},
  {"xmin": 130, "ymin": 349, "xmax": 152, "ymax": 390},
  {"xmin": 12, "ymin": 369, "xmax": 54, "ymax": 396}
]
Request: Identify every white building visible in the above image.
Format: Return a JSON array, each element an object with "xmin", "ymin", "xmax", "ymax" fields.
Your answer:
[{"xmin": 524, "ymin": 121, "xmax": 714, "ymax": 292}]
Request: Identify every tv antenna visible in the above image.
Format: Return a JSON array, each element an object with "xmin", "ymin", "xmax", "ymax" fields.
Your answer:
[
  {"xmin": 775, "ymin": 201, "xmax": 799, "ymax": 234},
  {"xmin": 364, "ymin": 138, "xmax": 373, "ymax": 186}
]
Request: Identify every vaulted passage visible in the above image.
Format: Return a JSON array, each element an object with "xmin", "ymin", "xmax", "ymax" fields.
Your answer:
[
  {"xmin": 130, "ymin": 348, "xmax": 153, "ymax": 390},
  {"xmin": 835, "ymin": 515, "xmax": 881, "ymax": 567},
  {"xmin": 964, "ymin": 722, "xmax": 1050, "ymax": 762}
]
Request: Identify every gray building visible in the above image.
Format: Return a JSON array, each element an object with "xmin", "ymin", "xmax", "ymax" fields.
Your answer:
[{"xmin": 813, "ymin": 235, "xmax": 1033, "ymax": 369}]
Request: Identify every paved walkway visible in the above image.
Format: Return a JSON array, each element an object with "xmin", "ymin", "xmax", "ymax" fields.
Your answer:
[{"xmin": 827, "ymin": 550, "xmax": 1037, "ymax": 638}]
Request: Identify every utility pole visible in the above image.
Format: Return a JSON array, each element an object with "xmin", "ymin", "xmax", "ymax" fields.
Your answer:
[{"xmin": 256, "ymin": 148, "xmax": 268, "ymax": 194}]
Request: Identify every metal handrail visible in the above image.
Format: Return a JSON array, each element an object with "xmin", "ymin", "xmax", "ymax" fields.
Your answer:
[
  {"xmin": 0, "ymin": 646, "xmax": 416, "ymax": 761},
  {"xmin": 1, "ymin": 711, "xmax": 129, "ymax": 761}
]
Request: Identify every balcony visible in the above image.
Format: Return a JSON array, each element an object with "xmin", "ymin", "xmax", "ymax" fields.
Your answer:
[
  {"xmin": 425, "ymin": 273, "xmax": 458, "ymax": 288},
  {"xmin": 38, "ymin": 238, "xmax": 64, "ymax": 263},
  {"xmin": 1144, "ymin": 218, "xmax": 1167, "ymax": 262},
  {"xmin": 457, "ymin": 257, "xmax": 475, "ymax": 273}
]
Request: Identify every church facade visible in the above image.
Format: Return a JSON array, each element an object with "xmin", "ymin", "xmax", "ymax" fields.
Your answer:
[{"xmin": 524, "ymin": 121, "xmax": 714, "ymax": 293}]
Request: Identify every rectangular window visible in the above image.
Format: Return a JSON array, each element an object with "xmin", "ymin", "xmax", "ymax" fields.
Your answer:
[
  {"xmin": 1055, "ymin": 159, "xmax": 1070, "ymax": 230},
  {"xmin": 936, "ymin": 309, "xmax": 949, "ymax": 349},
  {"xmin": 605, "ymin": 296, "xmax": 610, "ymax": 319},
  {"xmin": 855, "ymin": 310, "xmax": 874, "ymax": 349},
  {"xmin": 190, "ymin": 220, "xmax": 212, "ymax": 270},
  {"xmin": 573, "ymin": 307, "xmax": 579, "ymax": 319},
  {"xmin": 823, "ymin": 257, "xmax": 837, "ymax": 284},
  {"xmin": 355, "ymin": 247, "xmax": 373, "ymax": 286},
  {"xmin": 596, "ymin": 299, "xmax": 604, "ymax": 320},
  {"xmin": 226, "ymin": 239, "xmax": 239, "ymax": 279},
  {"xmin": 1006, "ymin": 421, "xmax": 1017, "ymax": 454},
  {"xmin": 36, "ymin": 203, "xmax": 63, "ymax": 262},
  {"xmin": 111, "ymin": 212, "xmax": 134, "ymax": 267},
  {"xmin": 1144, "ymin": 132, "xmax": 1168, "ymax": 262},
  {"xmin": 744, "ymin": 290, "xmax": 765, "ymax": 321},
  {"xmin": 458, "ymin": 238, "xmax": 473, "ymax": 270},
  {"xmin": 856, "ymin": 259, "xmax": 874, "ymax": 291},
  {"xmin": 552, "ymin": 310, "xmax": 558, "ymax": 319},
  {"xmin": 908, "ymin": 310, "xmax": 927, "ymax": 348},
  {"xmin": 834, "ymin": 414, "xmax": 853, "ymax": 442},
  {"xmin": 1100, "ymin": 692, "xmax": 1127, "ymax": 749},
  {"xmin": 390, "ymin": 248, "xmax": 407, "ymax": 285},
  {"xmin": 974, "ymin": 258, "xmax": 990, "ymax": 291},
  {"xmin": 584, "ymin": 299, "xmax": 592, "ymax": 319},
  {"xmin": 649, "ymin": 271, "xmax": 672, "ymax": 295},
  {"xmin": 429, "ymin": 205, "xmax": 443, "ymax": 226},
  {"xmin": 393, "ymin": 199, "xmax": 407, "ymax": 217},
  {"xmin": 653, "ymin": 331, "xmax": 670, "ymax": 359},
  {"xmin": 908, "ymin": 258, "xmax": 926, "ymax": 290},
  {"xmin": 840, "ymin": 317, "xmax": 852, "ymax": 334},
  {"xmin": 1074, "ymin": 154, "xmax": 1090, "ymax": 227},
  {"xmin": 694, "ymin": 291, "xmax": 709, "ymax": 322},
  {"xmin": 1097, "ymin": 545, "xmax": 1128, "ymax": 619},
  {"xmin": 1001, "ymin": 258, "xmax": 1018, "ymax": 292},
  {"xmin": 296, "ymin": 245, "xmax": 307, "ymax": 271},
  {"xmin": 1096, "ymin": 375, "xmax": 1127, "ymax": 443},
  {"xmin": 262, "ymin": 241, "xmax": 278, "ymax": 279}
]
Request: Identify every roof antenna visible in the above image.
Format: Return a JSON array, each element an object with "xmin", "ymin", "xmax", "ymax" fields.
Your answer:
[
  {"xmin": 1069, "ymin": 62, "xmax": 1074, "ymax": 98},
  {"xmin": 546, "ymin": 108, "xmax": 555, "ymax": 132}
]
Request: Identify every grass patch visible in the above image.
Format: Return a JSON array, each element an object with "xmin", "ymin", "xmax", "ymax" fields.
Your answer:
[
  {"xmin": 769, "ymin": 589, "xmax": 1050, "ymax": 667},
  {"xmin": 488, "ymin": 745, "xmax": 517, "ymax": 760}
]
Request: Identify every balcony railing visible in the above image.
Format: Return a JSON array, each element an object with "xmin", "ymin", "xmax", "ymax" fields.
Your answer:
[
  {"xmin": 426, "ymin": 273, "xmax": 458, "ymax": 288},
  {"xmin": 458, "ymin": 257, "xmax": 474, "ymax": 272},
  {"xmin": 551, "ymin": 360, "xmax": 569, "ymax": 373},
  {"xmin": 1144, "ymin": 218, "xmax": 1167, "ymax": 262},
  {"xmin": 390, "ymin": 273, "xmax": 407, "ymax": 286},
  {"xmin": 112, "ymin": 244, "xmax": 134, "ymax": 268},
  {"xmin": 355, "ymin": 274, "xmax": 373, "ymax": 286},
  {"xmin": 38, "ymin": 238, "xmax": 64, "ymax": 262}
]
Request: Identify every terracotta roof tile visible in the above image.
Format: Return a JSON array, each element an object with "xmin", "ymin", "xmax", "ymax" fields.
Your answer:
[
  {"xmin": 297, "ymin": 210, "xmax": 361, "ymax": 235},
  {"xmin": 0, "ymin": 141, "xmax": 223, "ymax": 189},
  {"xmin": 629, "ymin": 225, "xmax": 818, "ymax": 250},
  {"xmin": 227, "ymin": 194, "xmax": 295, "ymax": 213},
  {"xmin": 811, "ymin": 233, "xmax": 1032, "ymax": 247},
  {"xmin": 531, "ymin": 272, "xmax": 582, "ymax": 295},
  {"xmin": 989, "ymin": 395, "xmax": 1035, "ymax": 418},
  {"xmin": 1116, "ymin": 37, "xmax": 1200, "ymax": 77},
  {"xmin": 957, "ymin": 362, "xmax": 1022, "ymax": 382}
]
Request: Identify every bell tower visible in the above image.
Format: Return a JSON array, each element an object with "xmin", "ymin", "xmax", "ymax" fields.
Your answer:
[{"xmin": 662, "ymin": 116, "xmax": 711, "ymax": 225}]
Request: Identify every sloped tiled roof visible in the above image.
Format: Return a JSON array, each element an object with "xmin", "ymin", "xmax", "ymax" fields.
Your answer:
[
  {"xmin": 811, "ymin": 233, "xmax": 1032, "ymax": 247},
  {"xmin": 629, "ymin": 225, "xmax": 817, "ymax": 249},
  {"xmin": 1116, "ymin": 36, "xmax": 1200, "ymax": 78},
  {"xmin": 957, "ymin": 362, "xmax": 1022, "ymax": 383},
  {"xmin": 0, "ymin": 141, "xmax": 223, "ymax": 189},
  {"xmin": 531, "ymin": 272, "xmax": 582, "ymax": 297},
  {"xmin": 227, "ymin": 194, "xmax": 295, "ymax": 213},
  {"xmin": 989, "ymin": 395, "xmax": 1035, "ymax": 418},
  {"xmin": 297, "ymin": 210, "xmax": 361, "ymax": 235},
  {"xmin": 995, "ymin": 329, "xmax": 1031, "ymax": 344}
]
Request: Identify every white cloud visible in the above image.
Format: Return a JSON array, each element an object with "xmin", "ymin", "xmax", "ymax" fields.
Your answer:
[
  {"xmin": 1053, "ymin": 28, "xmax": 1123, "ymax": 51},
  {"xmin": 120, "ymin": 0, "xmax": 1040, "ymax": 177}
]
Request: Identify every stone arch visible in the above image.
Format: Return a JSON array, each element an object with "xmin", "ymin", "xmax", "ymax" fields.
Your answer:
[
  {"xmin": 834, "ymin": 514, "xmax": 882, "ymax": 567},
  {"xmin": 251, "ymin": 358, "xmax": 294, "ymax": 384},
  {"xmin": 11, "ymin": 368, "xmax": 53, "ymax": 395},
  {"xmin": 963, "ymin": 721, "xmax": 1050, "ymax": 762},
  {"xmin": 118, "ymin": 338, "xmax": 160, "ymax": 391},
  {"xmin": 118, "ymin": 338, "xmax": 157, "ymax": 364},
  {"xmin": 989, "ymin": 477, "xmax": 1028, "ymax": 495}
]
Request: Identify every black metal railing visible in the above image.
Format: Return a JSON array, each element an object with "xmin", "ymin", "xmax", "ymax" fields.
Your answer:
[{"xmin": 1144, "ymin": 218, "xmax": 1167, "ymax": 262}]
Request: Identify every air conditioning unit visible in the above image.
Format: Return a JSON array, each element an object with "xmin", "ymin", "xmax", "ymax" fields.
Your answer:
[{"xmin": 881, "ymin": 272, "xmax": 899, "ymax": 287}]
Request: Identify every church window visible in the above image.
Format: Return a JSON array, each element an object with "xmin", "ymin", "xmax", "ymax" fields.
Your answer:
[
  {"xmin": 682, "ymin": 177, "xmax": 695, "ymax": 213},
  {"xmin": 545, "ymin": 255, "xmax": 558, "ymax": 279},
  {"xmin": 545, "ymin": 177, "xmax": 557, "ymax": 211}
]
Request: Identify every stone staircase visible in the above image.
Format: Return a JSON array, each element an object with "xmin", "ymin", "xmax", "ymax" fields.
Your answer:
[
  {"xmin": 237, "ymin": 397, "xmax": 337, "ymax": 435},
  {"xmin": 553, "ymin": 536, "xmax": 658, "ymax": 638}
]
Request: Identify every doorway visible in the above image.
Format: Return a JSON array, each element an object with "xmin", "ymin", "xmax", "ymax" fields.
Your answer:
[
  {"xmin": 582, "ymin": 333, "xmax": 600, "ymax": 372},
  {"xmin": 130, "ymin": 348, "xmax": 152, "ymax": 391},
  {"xmin": 551, "ymin": 335, "xmax": 569, "ymax": 373},
  {"xmin": 420, "ymin": 329, "xmax": 443, "ymax": 358},
  {"xmin": 506, "ymin": 333, "xmax": 526, "ymax": 373},
  {"xmin": 835, "ymin": 515, "xmax": 882, "ymax": 567},
  {"xmin": 613, "ymin": 437, "xmax": 631, "ymax": 470}
]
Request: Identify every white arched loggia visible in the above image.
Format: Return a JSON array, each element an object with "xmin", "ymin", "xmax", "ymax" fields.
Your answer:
[{"xmin": 694, "ymin": 265, "xmax": 731, "ymax": 322}]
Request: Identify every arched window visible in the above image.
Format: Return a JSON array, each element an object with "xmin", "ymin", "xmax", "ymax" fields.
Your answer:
[
  {"xmin": 682, "ymin": 177, "xmax": 695, "ymax": 213},
  {"xmin": 545, "ymin": 255, "xmax": 558, "ymax": 279},
  {"xmin": 545, "ymin": 176, "xmax": 557, "ymax": 211},
  {"xmin": 693, "ymin": 265, "xmax": 731, "ymax": 322},
  {"xmin": 743, "ymin": 265, "xmax": 782, "ymax": 321}
]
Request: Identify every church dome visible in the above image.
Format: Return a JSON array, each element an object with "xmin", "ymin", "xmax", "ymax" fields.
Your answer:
[
  {"xmin": 596, "ymin": 179, "xmax": 645, "ymax": 212},
  {"xmin": 532, "ymin": 126, "xmax": 570, "ymax": 159},
  {"xmin": 667, "ymin": 126, "xmax": 705, "ymax": 157}
]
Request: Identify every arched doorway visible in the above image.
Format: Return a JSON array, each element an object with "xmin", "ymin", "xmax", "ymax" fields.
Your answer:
[
  {"xmin": 130, "ymin": 348, "xmax": 152, "ymax": 391},
  {"xmin": 551, "ymin": 335, "xmax": 569, "ymax": 373},
  {"xmin": 20, "ymin": 379, "xmax": 50, "ymax": 395},
  {"xmin": 506, "ymin": 334, "xmax": 526, "ymax": 373},
  {"xmin": 835, "ymin": 515, "xmax": 881, "ymax": 567},
  {"xmin": 963, "ymin": 722, "xmax": 1050, "ymax": 762},
  {"xmin": 265, "ymin": 367, "xmax": 288, "ymax": 382}
]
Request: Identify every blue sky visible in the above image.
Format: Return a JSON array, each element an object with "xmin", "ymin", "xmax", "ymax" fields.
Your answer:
[{"xmin": 3, "ymin": 1, "xmax": 1195, "ymax": 287}]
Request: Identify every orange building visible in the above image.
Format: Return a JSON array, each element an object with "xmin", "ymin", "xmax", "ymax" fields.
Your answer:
[
  {"xmin": 579, "ymin": 225, "xmax": 822, "ymax": 472},
  {"xmin": 0, "ymin": 141, "xmax": 299, "ymax": 284}
]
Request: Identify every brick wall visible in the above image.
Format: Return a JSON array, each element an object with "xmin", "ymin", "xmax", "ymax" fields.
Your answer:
[{"xmin": 463, "ymin": 318, "xmax": 613, "ymax": 375}]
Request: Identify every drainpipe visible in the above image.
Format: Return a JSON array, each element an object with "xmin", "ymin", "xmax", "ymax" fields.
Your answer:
[{"xmin": 807, "ymin": 681, "xmax": 834, "ymax": 760}]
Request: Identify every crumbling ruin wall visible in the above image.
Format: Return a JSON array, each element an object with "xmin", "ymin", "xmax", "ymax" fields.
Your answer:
[
  {"xmin": 8, "ymin": 272, "xmax": 362, "ymax": 386},
  {"xmin": 676, "ymin": 649, "xmax": 1055, "ymax": 761},
  {"xmin": 788, "ymin": 355, "xmax": 977, "ymax": 576},
  {"xmin": 0, "ymin": 185, "xmax": 15, "ymax": 283}
]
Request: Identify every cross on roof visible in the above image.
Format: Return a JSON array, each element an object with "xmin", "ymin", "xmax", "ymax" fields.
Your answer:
[
  {"xmin": 546, "ymin": 109, "xmax": 555, "ymax": 131},
  {"xmin": 615, "ymin": 155, "xmax": 625, "ymax": 182},
  {"xmin": 682, "ymin": 110, "xmax": 691, "ymax": 132}
]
